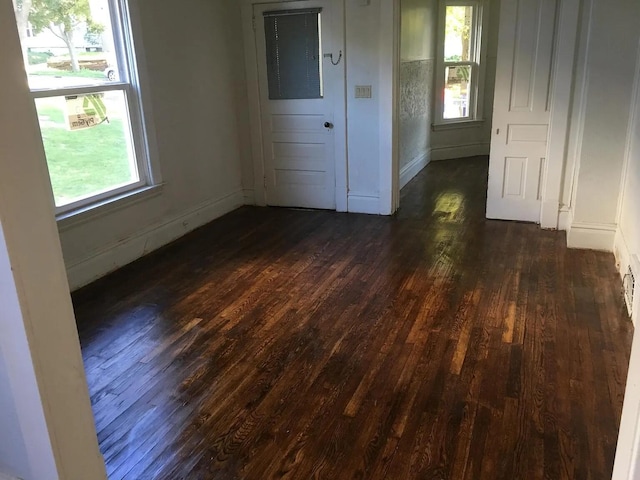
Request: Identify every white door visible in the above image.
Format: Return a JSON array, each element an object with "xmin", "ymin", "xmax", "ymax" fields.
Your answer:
[
  {"xmin": 486, "ymin": 0, "xmax": 558, "ymax": 222},
  {"xmin": 254, "ymin": 0, "xmax": 343, "ymax": 210}
]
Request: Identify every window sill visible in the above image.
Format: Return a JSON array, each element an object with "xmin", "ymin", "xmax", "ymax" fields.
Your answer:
[
  {"xmin": 57, "ymin": 184, "xmax": 164, "ymax": 231},
  {"xmin": 432, "ymin": 119, "xmax": 485, "ymax": 131}
]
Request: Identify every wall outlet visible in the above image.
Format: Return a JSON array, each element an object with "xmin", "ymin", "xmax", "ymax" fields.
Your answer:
[{"xmin": 355, "ymin": 85, "xmax": 372, "ymax": 98}]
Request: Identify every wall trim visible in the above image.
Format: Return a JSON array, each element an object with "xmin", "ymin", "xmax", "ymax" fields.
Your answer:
[
  {"xmin": 565, "ymin": 0, "xmax": 594, "ymax": 213},
  {"xmin": 348, "ymin": 194, "xmax": 380, "ymax": 215},
  {"xmin": 399, "ymin": 151, "xmax": 430, "ymax": 189},
  {"xmin": 566, "ymin": 221, "xmax": 616, "ymax": 251},
  {"xmin": 430, "ymin": 142, "xmax": 490, "ymax": 161},
  {"xmin": 558, "ymin": 206, "xmax": 573, "ymax": 231},
  {"xmin": 614, "ymin": 227, "xmax": 640, "ymax": 326},
  {"xmin": 66, "ymin": 189, "xmax": 244, "ymax": 290},
  {"xmin": 379, "ymin": 0, "xmax": 400, "ymax": 215},
  {"xmin": 541, "ymin": 0, "xmax": 581, "ymax": 229},
  {"xmin": 614, "ymin": 227, "xmax": 632, "ymax": 280}
]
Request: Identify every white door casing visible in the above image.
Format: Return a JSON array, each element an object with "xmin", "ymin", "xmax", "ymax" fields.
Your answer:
[
  {"xmin": 253, "ymin": 0, "xmax": 345, "ymax": 210},
  {"xmin": 486, "ymin": 0, "xmax": 558, "ymax": 223}
]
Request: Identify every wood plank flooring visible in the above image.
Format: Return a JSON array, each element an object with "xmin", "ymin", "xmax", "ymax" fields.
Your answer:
[{"xmin": 74, "ymin": 157, "xmax": 634, "ymax": 479}]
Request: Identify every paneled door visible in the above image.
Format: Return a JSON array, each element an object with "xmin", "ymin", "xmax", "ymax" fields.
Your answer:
[
  {"xmin": 254, "ymin": 0, "xmax": 343, "ymax": 209},
  {"xmin": 486, "ymin": 0, "xmax": 558, "ymax": 222}
]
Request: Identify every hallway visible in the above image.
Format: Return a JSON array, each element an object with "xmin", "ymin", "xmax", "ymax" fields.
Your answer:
[{"xmin": 74, "ymin": 157, "xmax": 633, "ymax": 479}]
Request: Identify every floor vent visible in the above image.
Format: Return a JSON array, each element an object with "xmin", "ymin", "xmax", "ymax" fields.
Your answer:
[{"xmin": 624, "ymin": 255, "xmax": 640, "ymax": 318}]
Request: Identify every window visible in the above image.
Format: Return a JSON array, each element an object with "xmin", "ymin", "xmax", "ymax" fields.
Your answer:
[
  {"xmin": 12, "ymin": 0, "xmax": 154, "ymax": 214},
  {"xmin": 263, "ymin": 9, "xmax": 323, "ymax": 100},
  {"xmin": 435, "ymin": 1, "xmax": 485, "ymax": 124}
]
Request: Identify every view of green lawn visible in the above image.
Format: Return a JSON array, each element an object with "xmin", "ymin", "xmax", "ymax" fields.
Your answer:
[
  {"xmin": 36, "ymin": 98, "xmax": 136, "ymax": 206},
  {"xmin": 31, "ymin": 69, "xmax": 105, "ymax": 79}
]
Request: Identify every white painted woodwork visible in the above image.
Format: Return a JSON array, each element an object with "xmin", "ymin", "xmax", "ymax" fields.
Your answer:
[
  {"xmin": 486, "ymin": 0, "xmax": 557, "ymax": 222},
  {"xmin": 540, "ymin": 0, "xmax": 580, "ymax": 229},
  {"xmin": 254, "ymin": 0, "xmax": 340, "ymax": 210},
  {"xmin": 0, "ymin": 1, "xmax": 106, "ymax": 476}
]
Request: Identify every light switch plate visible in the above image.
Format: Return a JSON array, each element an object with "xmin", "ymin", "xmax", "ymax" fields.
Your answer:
[{"xmin": 355, "ymin": 85, "xmax": 372, "ymax": 98}]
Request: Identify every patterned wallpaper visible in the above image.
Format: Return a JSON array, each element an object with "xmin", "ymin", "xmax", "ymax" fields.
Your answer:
[{"xmin": 400, "ymin": 59, "xmax": 433, "ymax": 169}]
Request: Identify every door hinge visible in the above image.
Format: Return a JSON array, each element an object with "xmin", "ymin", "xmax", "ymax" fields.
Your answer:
[
  {"xmin": 252, "ymin": 15, "xmax": 256, "ymax": 31},
  {"xmin": 263, "ymin": 176, "xmax": 267, "ymax": 188}
]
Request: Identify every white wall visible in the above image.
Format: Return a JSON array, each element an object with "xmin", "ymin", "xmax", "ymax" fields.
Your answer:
[
  {"xmin": 613, "ymin": 55, "xmax": 640, "ymax": 474},
  {"xmin": 399, "ymin": 0, "xmax": 436, "ymax": 188},
  {"xmin": 611, "ymin": 40, "xmax": 640, "ymax": 480},
  {"xmin": 0, "ymin": 0, "xmax": 106, "ymax": 476},
  {"xmin": 345, "ymin": 0, "xmax": 385, "ymax": 213},
  {"xmin": 565, "ymin": 0, "xmax": 640, "ymax": 250},
  {"xmin": 430, "ymin": 0, "xmax": 499, "ymax": 161},
  {"xmin": 614, "ymin": 35, "xmax": 640, "ymax": 287},
  {"xmin": 0, "ymin": 226, "xmax": 57, "ymax": 480},
  {"xmin": 58, "ymin": 0, "xmax": 251, "ymax": 289}
]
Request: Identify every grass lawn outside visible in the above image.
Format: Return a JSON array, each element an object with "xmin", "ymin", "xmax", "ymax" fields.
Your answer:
[
  {"xmin": 31, "ymin": 68, "xmax": 105, "ymax": 79},
  {"xmin": 36, "ymin": 94, "xmax": 138, "ymax": 207}
]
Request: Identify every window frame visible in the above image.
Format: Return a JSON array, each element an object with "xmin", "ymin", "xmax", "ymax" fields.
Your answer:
[
  {"xmin": 434, "ymin": 0, "xmax": 487, "ymax": 126},
  {"xmin": 23, "ymin": 0, "xmax": 158, "ymax": 216}
]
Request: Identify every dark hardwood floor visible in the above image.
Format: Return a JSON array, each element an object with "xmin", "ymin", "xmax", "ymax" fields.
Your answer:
[{"xmin": 74, "ymin": 157, "xmax": 633, "ymax": 479}]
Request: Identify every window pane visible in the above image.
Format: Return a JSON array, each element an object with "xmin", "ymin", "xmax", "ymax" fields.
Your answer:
[
  {"xmin": 445, "ymin": 6, "xmax": 474, "ymax": 62},
  {"xmin": 35, "ymin": 91, "xmax": 139, "ymax": 207},
  {"xmin": 13, "ymin": 0, "xmax": 123, "ymax": 90},
  {"xmin": 444, "ymin": 65, "xmax": 472, "ymax": 119},
  {"xmin": 264, "ymin": 10, "xmax": 323, "ymax": 100}
]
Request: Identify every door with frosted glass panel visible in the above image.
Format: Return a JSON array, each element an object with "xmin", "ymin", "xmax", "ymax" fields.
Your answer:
[{"xmin": 254, "ymin": 1, "xmax": 340, "ymax": 209}]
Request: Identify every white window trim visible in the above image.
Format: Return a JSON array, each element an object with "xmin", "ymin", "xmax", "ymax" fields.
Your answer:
[
  {"xmin": 24, "ymin": 0, "xmax": 160, "ymax": 218},
  {"xmin": 434, "ymin": 0, "xmax": 488, "ymax": 126}
]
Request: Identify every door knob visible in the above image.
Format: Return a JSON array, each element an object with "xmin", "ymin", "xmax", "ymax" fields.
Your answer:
[{"xmin": 324, "ymin": 122, "xmax": 334, "ymax": 129}]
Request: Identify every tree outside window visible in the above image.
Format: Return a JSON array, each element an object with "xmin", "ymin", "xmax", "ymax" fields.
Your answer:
[
  {"xmin": 436, "ymin": 1, "xmax": 484, "ymax": 123},
  {"xmin": 11, "ymin": 0, "xmax": 154, "ymax": 213}
]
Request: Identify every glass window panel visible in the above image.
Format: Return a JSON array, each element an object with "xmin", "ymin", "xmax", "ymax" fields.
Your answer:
[
  {"xmin": 444, "ymin": 6, "xmax": 474, "ymax": 62},
  {"xmin": 443, "ymin": 65, "xmax": 472, "ymax": 119},
  {"xmin": 13, "ymin": 0, "xmax": 123, "ymax": 90},
  {"xmin": 35, "ymin": 90, "xmax": 139, "ymax": 207},
  {"xmin": 264, "ymin": 10, "xmax": 322, "ymax": 100}
]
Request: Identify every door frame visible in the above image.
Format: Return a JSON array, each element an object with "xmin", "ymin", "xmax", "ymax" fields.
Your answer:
[
  {"xmin": 241, "ymin": 0, "xmax": 348, "ymax": 211},
  {"xmin": 539, "ymin": 0, "xmax": 580, "ymax": 229},
  {"xmin": 383, "ymin": 0, "xmax": 401, "ymax": 215}
]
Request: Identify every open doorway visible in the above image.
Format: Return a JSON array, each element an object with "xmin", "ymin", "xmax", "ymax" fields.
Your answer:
[{"xmin": 397, "ymin": 0, "xmax": 499, "ymax": 197}]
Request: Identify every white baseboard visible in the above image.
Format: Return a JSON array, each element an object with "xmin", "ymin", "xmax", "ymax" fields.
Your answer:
[
  {"xmin": 567, "ymin": 222, "xmax": 616, "ymax": 251},
  {"xmin": 348, "ymin": 194, "xmax": 380, "ymax": 215},
  {"xmin": 614, "ymin": 228, "xmax": 640, "ymax": 326},
  {"xmin": 615, "ymin": 228, "xmax": 632, "ymax": 280},
  {"xmin": 66, "ymin": 189, "xmax": 244, "ymax": 290},
  {"xmin": 399, "ymin": 151, "xmax": 430, "ymax": 189},
  {"xmin": 243, "ymin": 188, "xmax": 255, "ymax": 205},
  {"xmin": 336, "ymin": 187, "xmax": 348, "ymax": 213},
  {"xmin": 558, "ymin": 207, "xmax": 573, "ymax": 231},
  {"xmin": 540, "ymin": 200, "xmax": 560, "ymax": 229},
  {"xmin": 430, "ymin": 143, "xmax": 490, "ymax": 161}
]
